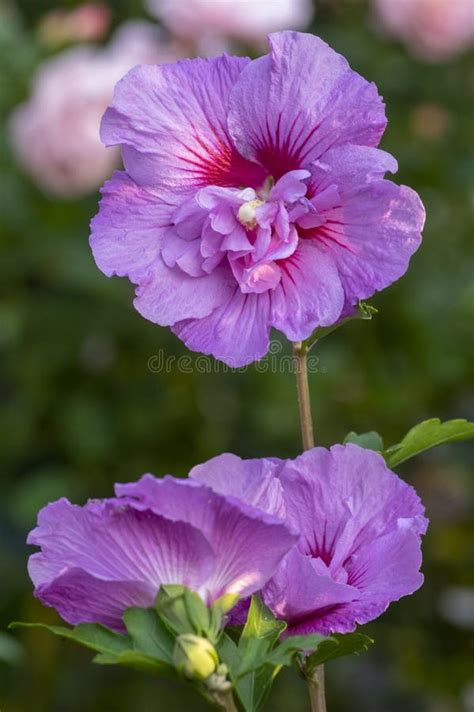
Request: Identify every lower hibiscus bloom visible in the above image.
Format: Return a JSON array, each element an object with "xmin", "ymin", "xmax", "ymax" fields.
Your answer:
[
  {"xmin": 28, "ymin": 475, "xmax": 297, "ymax": 631},
  {"xmin": 190, "ymin": 444, "xmax": 428, "ymax": 635}
]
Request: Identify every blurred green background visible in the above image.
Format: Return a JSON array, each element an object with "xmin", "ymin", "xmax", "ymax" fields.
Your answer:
[{"xmin": 1, "ymin": 0, "xmax": 473, "ymax": 710}]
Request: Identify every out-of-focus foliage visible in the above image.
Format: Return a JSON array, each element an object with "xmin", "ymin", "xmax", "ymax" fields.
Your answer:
[{"xmin": 0, "ymin": 1, "xmax": 473, "ymax": 711}]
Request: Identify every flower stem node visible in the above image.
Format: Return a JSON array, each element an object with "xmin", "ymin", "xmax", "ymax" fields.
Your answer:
[{"xmin": 173, "ymin": 634, "xmax": 219, "ymax": 681}]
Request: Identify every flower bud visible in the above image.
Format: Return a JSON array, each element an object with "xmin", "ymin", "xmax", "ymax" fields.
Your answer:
[{"xmin": 173, "ymin": 634, "xmax": 219, "ymax": 681}]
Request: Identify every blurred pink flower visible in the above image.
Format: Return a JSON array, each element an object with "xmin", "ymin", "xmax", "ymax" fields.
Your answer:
[
  {"xmin": 10, "ymin": 22, "xmax": 181, "ymax": 198},
  {"xmin": 38, "ymin": 4, "xmax": 112, "ymax": 46},
  {"xmin": 147, "ymin": 0, "xmax": 314, "ymax": 47},
  {"xmin": 410, "ymin": 102, "xmax": 449, "ymax": 140},
  {"xmin": 374, "ymin": 0, "xmax": 474, "ymax": 61}
]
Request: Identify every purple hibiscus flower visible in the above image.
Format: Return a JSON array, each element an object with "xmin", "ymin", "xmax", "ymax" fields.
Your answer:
[
  {"xmin": 190, "ymin": 445, "xmax": 428, "ymax": 635},
  {"xmin": 28, "ymin": 475, "xmax": 297, "ymax": 631},
  {"xmin": 90, "ymin": 31, "xmax": 425, "ymax": 367}
]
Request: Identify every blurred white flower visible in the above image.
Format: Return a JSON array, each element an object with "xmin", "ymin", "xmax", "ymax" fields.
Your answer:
[
  {"xmin": 438, "ymin": 586, "xmax": 474, "ymax": 629},
  {"xmin": 147, "ymin": 0, "xmax": 314, "ymax": 48},
  {"xmin": 374, "ymin": 0, "xmax": 474, "ymax": 61},
  {"xmin": 10, "ymin": 22, "xmax": 181, "ymax": 198}
]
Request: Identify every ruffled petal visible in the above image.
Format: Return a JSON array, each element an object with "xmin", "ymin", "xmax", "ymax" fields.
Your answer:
[
  {"xmin": 280, "ymin": 445, "xmax": 427, "ymax": 569},
  {"xmin": 263, "ymin": 549, "xmax": 359, "ymax": 625},
  {"xmin": 309, "ymin": 144, "xmax": 398, "ymax": 195},
  {"xmin": 28, "ymin": 499, "xmax": 215, "ymax": 595},
  {"xmin": 35, "ymin": 568, "xmax": 155, "ymax": 631},
  {"xmin": 303, "ymin": 528, "xmax": 424, "ymax": 636},
  {"xmin": 269, "ymin": 240, "xmax": 345, "ymax": 340},
  {"xmin": 101, "ymin": 56, "xmax": 266, "ymax": 194},
  {"xmin": 133, "ymin": 259, "xmax": 234, "ymax": 326},
  {"xmin": 189, "ymin": 453, "xmax": 286, "ymax": 517},
  {"xmin": 228, "ymin": 32, "xmax": 386, "ymax": 178},
  {"xmin": 345, "ymin": 526, "xmax": 424, "ymax": 603},
  {"xmin": 115, "ymin": 476, "xmax": 298, "ymax": 601},
  {"xmin": 90, "ymin": 171, "xmax": 176, "ymax": 283},
  {"xmin": 307, "ymin": 145, "xmax": 425, "ymax": 304},
  {"xmin": 172, "ymin": 286, "xmax": 272, "ymax": 367}
]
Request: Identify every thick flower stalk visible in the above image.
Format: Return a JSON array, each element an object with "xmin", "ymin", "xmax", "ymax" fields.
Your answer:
[
  {"xmin": 90, "ymin": 31, "xmax": 425, "ymax": 367},
  {"xmin": 28, "ymin": 474, "xmax": 297, "ymax": 630},
  {"xmin": 190, "ymin": 445, "xmax": 428, "ymax": 634}
]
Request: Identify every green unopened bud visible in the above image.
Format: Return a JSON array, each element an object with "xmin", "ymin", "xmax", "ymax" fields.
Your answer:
[{"xmin": 173, "ymin": 634, "xmax": 219, "ymax": 681}]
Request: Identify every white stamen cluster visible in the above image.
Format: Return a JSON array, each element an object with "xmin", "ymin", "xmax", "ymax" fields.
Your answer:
[{"xmin": 237, "ymin": 198, "xmax": 264, "ymax": 230}]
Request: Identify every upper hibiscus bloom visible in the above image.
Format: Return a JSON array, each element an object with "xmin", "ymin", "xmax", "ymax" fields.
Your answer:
[
  {"xmin": 28, "ymin": 473, "xmax": 297, "ymax": 631},
  {"xmin": 90, "ymin": 31, "xmax": 425, "ymax": 366},
  {"xmin": 190, "ymin": 445, "xmax": 428, "ymax": 635}
]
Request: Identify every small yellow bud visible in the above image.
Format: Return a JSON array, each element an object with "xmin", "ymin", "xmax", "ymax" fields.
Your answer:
[{"xmin": 173, "ymin": 634, "xmax": 219, "ymax": 681}]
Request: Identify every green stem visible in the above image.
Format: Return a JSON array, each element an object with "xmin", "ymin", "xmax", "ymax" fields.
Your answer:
[
  {"xmin": 293, "ymin": 342, "xmax": 327, "ymax": 712},
  {"xmin": 212, "ymin": 688, "xmax": 239, "ymax": 712},
  {"xmin": 293, "ymin": 342, "xmax": 315, "ymax": 450},
  {"xmin": 306, "ymin": 666, "xmax": 327, "ymax": 712}
]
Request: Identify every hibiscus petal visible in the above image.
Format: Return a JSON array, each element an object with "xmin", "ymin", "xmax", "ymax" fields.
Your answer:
[
  {"xmin": 309, "ymin": 144, "xmax": 398, "ymax": 196},
  {"xmin": 270, "ymin": 240, "xmax": 345, "ymax": 340},
  {"xmin": 161, "ymin": 233, "xmax": 206, "ymax": 277},
  {"xmin": 279, "ymin": 444, "xmax": 427, "ymax": 576},
  {"xmin": 115, "ymin": 476, "xmax": 298, "ymax": 601},
  {"xmin": 28, "ymin": 499, "xmax": 216, "ymax": 599},
  {"xmin": 312, "ymin": 178, "xmax": 425, "ymax": 304},
  {"xmin": 35, "ymin": 568, "xmax": 156, "ymax": 631},
  {"xmin": 310, "ymin": 527, "xmax": 424, "ymax": 635},
  {"xmin": 228, "ymin": 32, "xmax": 386, "ymax": 178},
  {"xmin": 101, "ymin": 56, "xmax": 266, "ymax": 194},
  {"xmin": 133, "ymin": 259, "xmax": 234, "ymax": 325},
  {"xmin": 346, "ymin": 526, "xmax": 424, "ymax": 602},
  {"xmin": 172, "ymin": 286, "xmax": 272, "ymax": 367},
  {"xmin": 269, "ymin": 169, "xmax": 310, "ymax": 202},
  {"xmin": 263, "ymin": 549, "xmax": 359, "ymax": 626},
  {"xmin": 90, "ymin": 171, "xmax": 175, "ymax": 283},
  {"xmin": 189, "ymin": 453, "xmax": 286, "ymax": 517}
]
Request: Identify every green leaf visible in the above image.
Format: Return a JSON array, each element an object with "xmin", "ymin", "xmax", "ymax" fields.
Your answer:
[
  {"xmin": 220, "ymin": 597, "xmax": 286, "ymax": 712},
  {"xmin": 155, "ymin": 585, "xmax": 213, "ymax": 639},
  {"xmin": 304, "ymin": 301, "xmax": 377, "ymax": 347},
  {"xmin": 237, "ymin": 596, "xmax": 286, "ymax": 677},
  {"xmin": 9, "ymin": 621, "xmax": 131, "ymax": 656},
  {"xmin": 219, "ymin": 620, "xmax": 324, "ymax": 711},
  {"xmin": 217, "ymin": 633, "xmax": 241, "ymax": 679},
  {"xmin": 235, "ymin": 664, "xmax": 280, "ymax": 712},
  {"xmin": 343, "ymin": 431, "xmax": 384, "ymax": 452},
  {"xmin": 265, "ymin": 634, "xmax": 325, "ymax": 667},
  {"xmin": 93, "ymin": 649, "xmax": 174, "ymax": 675},
  {"xmin": 305, "ymin": 633, "xmax": 373, "ymax": 675},
  {"xmin": 219, "ymin": 635, "xmax": 279, "ymax": 712},
  {"xmin": 123, "ymin": 607, "xmax": 175, "ymax": 664},
  {"xmin": 10, "ymin": 617, "xmax": 178, "ymax": 677},
  {"xmin": 384, "ymin": 418, "xmax": 474, "ymax": 467}
]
